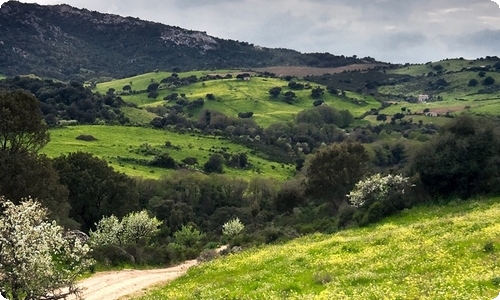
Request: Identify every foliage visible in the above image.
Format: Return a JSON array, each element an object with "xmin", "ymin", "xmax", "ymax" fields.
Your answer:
[
  {"xmin": 173, "ymin": 225, "xmax": 205, "ymax": 248},
  {"xmin": 305, "ymin": 142, "xmax": 369, "ymax": 209},
  {"xmin": 0, "ymin": 77, "xmax": 129, "ymax": 126},
  {"xmin": 0, "ymin": 197, "xmax": 92, "ymax": 300},
  {"xmin": 347, "ymin": 173, "xmax": 410, "ymax": 208},
  {"xmin": 0, "ymin": 89, "xmax": 49, "ymax": 154},
  {"xmin": 411, "ymin": 115, "xmax": 500, "ymax": 199},
  {"xmin": 53, "ymin": 152, "xmax": 139, "ymax": 232},
  {"xmin": 90, "ymin": 211, "xmax": 162, "ymax": 246},
  {"xmin": 222, "ymin": 217, "xmax": 245, "ymax": 237}
]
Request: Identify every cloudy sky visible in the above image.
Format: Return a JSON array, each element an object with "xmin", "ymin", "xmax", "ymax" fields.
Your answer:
[{"xmin": 2, "ymin": 0, "xmax": 500, "ymax": 63}]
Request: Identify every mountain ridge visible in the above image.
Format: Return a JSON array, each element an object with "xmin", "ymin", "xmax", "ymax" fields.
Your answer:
[{"xmin": 0, "ymin": 1, "xmax": 373, "ymax": 81}]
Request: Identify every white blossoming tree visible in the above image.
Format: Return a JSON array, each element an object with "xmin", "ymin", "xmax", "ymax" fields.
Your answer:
[
  {"xmin": 222, "ymin": 218, "xmax": 245, "ymax": 238},
  {"xmin": 347, "ymin": 173, "xmax": 411, "ymax": 208},
  {"xmin": 0, "ymin": 197, "xmax": 92, "ymax": 300},
  {"xmin": 90, "ymin": 210, "xmax": 162, "ymax": 247}
]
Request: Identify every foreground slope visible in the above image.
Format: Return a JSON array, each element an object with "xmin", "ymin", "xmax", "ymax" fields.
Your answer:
[{"xmin": 141, "ymin": 198, "xmax": 500, "ymax": 299}]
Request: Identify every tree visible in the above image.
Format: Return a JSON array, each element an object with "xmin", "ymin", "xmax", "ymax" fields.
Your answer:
[
  {"xmin": 173, "ymin": 225, "xmax": 205, "ymax": 248},
  {"xmin": 53, "ymin": 152, "xmax": 139, "ymax": 232},
  {"xmin": 376, "ymin": 114, "xmax": 387, "ymax": 122},
  {"xmin": 283, "ymin": 91, "xmax": 296, "ymax": 103},
  {"xmin": 268, "ymin": 86, "xmax": 282, "ymax": 98},
  {"xmin": 222, "ymin": 217, "xmax": 245, "ymax": 237},
  {"xmin": 90, "ymin": 211, "xmax": 162, "ymax": 246},
  {"xmin": 146, "ymin": 82, "xmax": 160, "ymax": 93},
  {"xmin": 311, "ymin": 87, "xmax": 324, "ymax": 99},
  {"xmin": 0, "ymin": 197, "xmax": 92, "ymax": 300},
  {"xmin": 468, "ymin": 79, "xmax": 478, "ymax": 87},
  {"xmin": 305, "ymin": 142, "xmax": 369, "ymax": 210},
  {"xmin": 0, "ymin": 90, "xmax": 49, "ymax": 154},
  {"xmin": 411, "ymin": 115, "xmax": 500, "ymax": 199},
  {"xmin": 203, "ymin": 154, "xmax": 224, "ymax": 174},
  {"xmin": 483, "ymin": 76, "xmax": 495, "ymax": 86}
]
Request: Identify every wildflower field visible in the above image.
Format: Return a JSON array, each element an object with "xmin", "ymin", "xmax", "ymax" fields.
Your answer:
[{"xmin": 140, "ymin": 198, "xmax": 500, "ymax": 299}]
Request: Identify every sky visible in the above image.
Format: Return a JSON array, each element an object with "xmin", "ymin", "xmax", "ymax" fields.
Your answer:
[{"xmin": 1, "ymin": 0, "xmax": 500, "ymax": 63}]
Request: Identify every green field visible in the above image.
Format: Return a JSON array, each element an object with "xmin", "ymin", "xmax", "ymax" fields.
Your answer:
[
  {"xmin": 97, "ymin": 72, "xmax": 381, "ymax": 128},
  {"xmin": 387, "ymin": 58, "xmax": 500, "ymax": 76},
  {"xmin": 42, "ymin": 125, "xmax": 295, "ymax": 180},
  {"xmin": 140, "ymin": 197, "xmax": 500, "ymax": 299}
]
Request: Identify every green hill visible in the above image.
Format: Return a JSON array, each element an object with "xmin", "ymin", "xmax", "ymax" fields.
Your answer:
[
  {"xmin": 96, "ymin": 71, "xmax": 380, "ymax": 128},
  {"xmin": 139, "ymin": 198, "xmax": 500, "ymax": 299},
  {"xmin": 42, "ymin": 125, "xmax": 295, "ymax": 180}
]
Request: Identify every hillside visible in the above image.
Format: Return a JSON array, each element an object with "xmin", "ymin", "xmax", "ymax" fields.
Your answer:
[
  {"xmin": 0, "ymin": 1, "xmax": 371, "ymax": 81},
  {"xmin": 139, "ymin": 198, "xmax": 500, "ymax": 299}
]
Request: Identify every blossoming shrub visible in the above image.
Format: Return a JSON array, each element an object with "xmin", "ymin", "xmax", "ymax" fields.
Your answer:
[
  {"xmin": 347, "ymin": 173, "xmax": 413, "ymax": 224},
  {"xmin": 90, "ymin": 211, "xmax": 162, "ymax": 266},
  {"xmin": 0, "ymin": 197, "xmax": 92, "ymax": 300}
]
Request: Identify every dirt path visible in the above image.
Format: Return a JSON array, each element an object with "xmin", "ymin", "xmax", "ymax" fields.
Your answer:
[{"xmin": 69, "ymin": 259, "xmax": 198, "ymax": 300}]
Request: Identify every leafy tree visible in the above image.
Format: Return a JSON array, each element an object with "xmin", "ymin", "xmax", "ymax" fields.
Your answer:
[
  {"xmin": 483, "ymin": 76, "xmax": 495, "ymax": 86},
  {"xmin": 0, "ymin": 90, "xmax": 49, "ymax": 154},
  {"xmin": 283, "ymin": 91, "xmax": 296, "ymax": 103},
  {"xmin": 90, "ymin": 211, "xmax": 162, "ymax": 246},
  {"xmin": 376, "ymin": 114, "xmax": 387, "ymax": 122},
  {"xmin": 0, "ymin": 197, "xmax": 92, "ymax": 300},
  {"xmin": 311, "ymin": 87, "xmax": 324, "ymax": 99},
  {"xmin": 53, "ymin": 152, "xmax": 139, "ymax": 232},
  {"xmin": 306, "ymin": 142, "xmax": 369, "ymax": 210},
  {"xmin": 393, "ymin": 112, "xmax": 405, "ymax": 122},
  {"xmin": 122, "ymin": 85, "xmax": 132, "ymax": 92},
  {"xmin": 468, "ymin": 79, "xmax": 478, "ymax": 87},
  {"xmin": 151, "ymin": 153, "xmax": 177, "ymax": 169},
  {"xmin": 222, "ymin": 217, "xmax": 245, "ymax": 237},
  {"xmin": 203, "ymin": 154, "xmax": 224, "ymax": 173},
  {"xmin": 146, "ymin": 82, "xmax": 160, "ymax": 92},
  {"xmin": 348, "ymin": 173, "xmax": 411, "ymax": 208},
  {"xmin": 411, "ymin": 115, "xmax": 500, "ymax": 199},
  {"xmin": 173, "ymin": 225, "xmax": 205, "ymax": 247},
  {"xmin": 268, "ymin": 86, "xmax": 282, "ymax": 98}
]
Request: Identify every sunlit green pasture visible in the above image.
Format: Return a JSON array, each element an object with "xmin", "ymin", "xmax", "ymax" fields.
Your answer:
[
  {"xmin": 41, "ymin": 125, "xmax": 294, "ymax": 180},
  {"xmin": 388, "ymin": 58, "xmax": 500, "ymax": 76},
  {"xmin": 140, "ymin": 197, "xmax": 500, "ymax": 300},
  {"xmin": 100, "ymin": 73, "xmax": 380, "ymax": 128},
  {"xmin": 95, "ymin": 70, "xmax": 240, "ymax": 94}
]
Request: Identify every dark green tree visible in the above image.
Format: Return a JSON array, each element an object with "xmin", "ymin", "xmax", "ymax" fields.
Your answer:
[
  {"xmin": 53, "ymin": 152, "xmax": 139, "ymax": 232},
  {"xmin": 411, "ymin": 115, "xmax": 500, "ymax": 199},
  {"xmin": 203, "ymin": 154, "xmax": 224, "ymax": 174},
  {"xmin": 305, "ymin": 142, "xmax": 369, "ymax": 210},
  {"xmin": 0, "ymin": 90, "xmax": 71, "ymax": 226},
  {"xmin": 268, "ymin": 87, "xmax": 282, "ymax": 98},
  {"xmin": 0, "ymin": 90, "xmax": 49, "ymax": 154}
]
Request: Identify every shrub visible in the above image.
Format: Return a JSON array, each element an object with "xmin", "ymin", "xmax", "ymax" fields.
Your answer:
[
  {"xmin": 76, "ymin": 134, "xmax": 97, "ymax": 141},
  {"xmin": 222, "ymin": 217, "xmax": 245, "ymax": 237}
]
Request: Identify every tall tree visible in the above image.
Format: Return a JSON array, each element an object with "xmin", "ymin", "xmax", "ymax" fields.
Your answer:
[
  {"xmin": 0, "ymin": 89, "xmax": 70, "ymax": 225},
  {"xmin": 53, "ymin": 152, "xmax": 140, "ymax": 232},
  {"xmin": 0, "ymin": 89, "xmax": 49, "ymax": 154},
  {"xmin": 305, "ymin": 142, "xmax": 369, "ymax": 210}
]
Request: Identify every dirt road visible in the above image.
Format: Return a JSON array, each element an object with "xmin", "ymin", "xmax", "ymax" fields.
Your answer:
[{"xmin": 69, "ymin": 259, "xmax": 198, "ymax": 300}]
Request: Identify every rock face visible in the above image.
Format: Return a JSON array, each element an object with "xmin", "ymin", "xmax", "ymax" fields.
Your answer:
[{"xmin": 0, "ymin": 1, "xmax": 366, "ymax": 80}]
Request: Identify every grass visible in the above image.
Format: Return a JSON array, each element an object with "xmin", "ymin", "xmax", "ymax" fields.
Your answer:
[
  {"xmin": 41, "ymin": 125, "xmax": 295, "ymax": 180},
  {"xmin": 98, "ymin": 72, "xmax": 381, "ymax": 128},
  {"xmin": 139, "ymin": 197, "xmax": 500, "ymax": 299},
  {"xmin": 387, "ymin": 58, "xmax": 500, "ymax": 76}
]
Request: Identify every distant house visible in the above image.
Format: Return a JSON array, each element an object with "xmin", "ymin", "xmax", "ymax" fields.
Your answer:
[{"xmin": 418, "ymin": 94, "xmax": 429, "ymax": 102}]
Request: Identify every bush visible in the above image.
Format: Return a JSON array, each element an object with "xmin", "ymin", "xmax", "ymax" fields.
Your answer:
[{"xmin": 76, "ymin": 134, "xmax": 97, "ymax": 141}]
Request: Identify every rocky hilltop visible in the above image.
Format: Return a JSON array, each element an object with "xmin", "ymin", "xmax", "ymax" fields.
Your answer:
[{"xmin": 0, "ymin": 1, "xmax": 367, "ymax": 80}]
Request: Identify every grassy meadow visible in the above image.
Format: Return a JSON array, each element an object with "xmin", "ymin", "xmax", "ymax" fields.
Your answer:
[
  {"xmin": 139, "ymin": 197, "xmax": 500, "ymax": 300},
  {"xmin": 96, "ymin": 72, "xmax": 381, "ymax": 128},
  {"xmin": 41, "ymin": 125, "xmax": 295, "ymax": 180}
]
